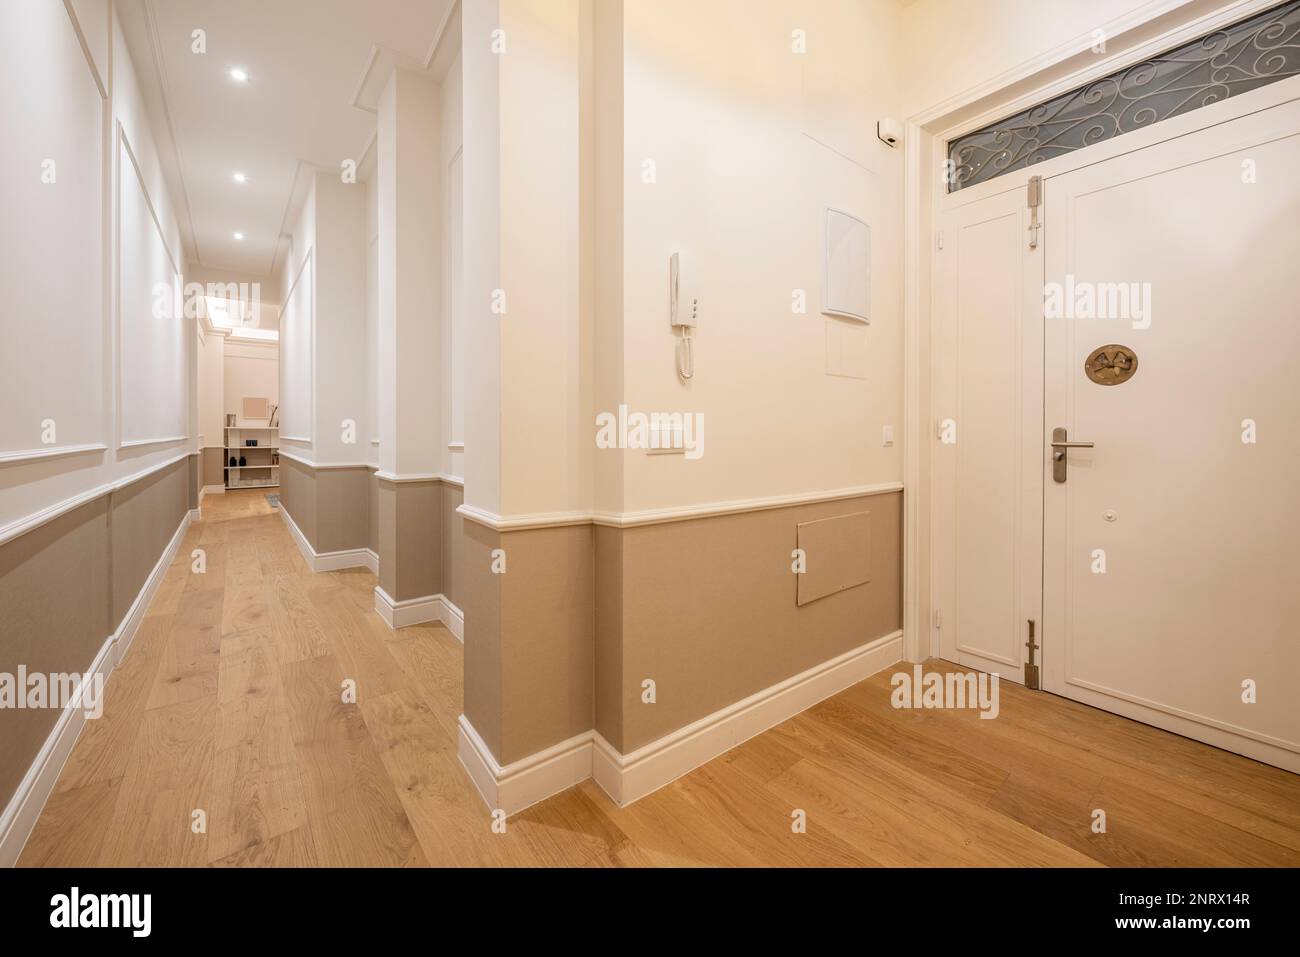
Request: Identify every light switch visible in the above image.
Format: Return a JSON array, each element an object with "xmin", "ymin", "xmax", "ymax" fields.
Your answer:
[{"xmin": 882, "ymin": 425, "xmax": 895, "ymax": 447}]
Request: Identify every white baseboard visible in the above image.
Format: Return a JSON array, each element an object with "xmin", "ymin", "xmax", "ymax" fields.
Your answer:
[
  {"xmin": 592, "ymin": 629, "xmax": 904, "ymax": 807},
  {"xmin": 279, "ymin": 504, "xmax": 376, "ymax": 574},
  {"xmin": 438, "ymin": 595, "xmax": 463, "ymax": 641},
  {"xmin": 453, "ymin": 629, "xmax": 903, "ymax": 817},
  {"xmin": 373, "ymin": 587, "xmax": 462, "ymax": 640},
  {"xmin": 457, "ymin": 715, "xmax": 593, "ymax": 817},
  {"xmin": 201, "ymin": 484, "xmax": 225, "ymax": 498},
  {"xmin": 188, "ymin": 507, "xmax": 201, "ymax": 523},
  {"xmin": 0, "ymin": 510, "xmax": 192, "ymax": 868}
]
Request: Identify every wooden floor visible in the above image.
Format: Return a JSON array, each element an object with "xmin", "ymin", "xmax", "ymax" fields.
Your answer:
[{"xmin": 19, "ymin": 490, "xmax": 1300, "ymax": 867}]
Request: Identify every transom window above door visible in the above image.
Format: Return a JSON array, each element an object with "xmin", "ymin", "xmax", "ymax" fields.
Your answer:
[{"xmin": 947, "ymin": 0, "xmax": 1300, "ymax": 191}]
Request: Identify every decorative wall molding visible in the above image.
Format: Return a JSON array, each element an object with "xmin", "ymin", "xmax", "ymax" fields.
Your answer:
[
  {"xmin": 0, "ymin": 509, "xmax": 191, "ymax": 867},
  {"xmin": 374, "ymin": 470, "xmax": 459, "ymax": 485},
  {"xmin": 456, "ymin": 482, "xmax": 906, "ymax": 532},
  {"xmin": 119, "ymin": 435, "xmax": 188, "ymax": 450},
  {"xmin": 0, "ymin": 443, "xmax": 108, "ymax": 466},
  {"xmin": 592, "ymin": 630, "xmax": 904, "ymax": 807},
  {"xmin": 279, "ymin": 244, "xmax": 314, "ymax": 443},
  {"xmin": 116, "ymin": 122, "xmax": 187, "ymax": 452},
  {"xmin": 138, "ymin": 0, "xmax": 201, "ymax": 263},
  {"xmin": 0, "ymin": 453, "xmax": 189, "ymax": 548},
  {"xmin": 277, "ymin": 449, "xmax": 371, "ymax": 471}
]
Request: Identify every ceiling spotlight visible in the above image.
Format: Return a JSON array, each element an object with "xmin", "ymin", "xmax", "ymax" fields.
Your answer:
[
  {"xmin": 229, "ymin": 67, "xmax": 248, "ymax": 83},
  {"xmin": 233, "ymin": 172, "xmax": 247, "ymax": 183},
  {"xmin": 233, "ymin": 232, "xmax": 245, "ymax": 240}
]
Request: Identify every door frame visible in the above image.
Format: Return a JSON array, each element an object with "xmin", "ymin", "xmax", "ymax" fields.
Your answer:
[{"xmin": 903, "ymin": 0, "xmax": 1290, "ymax": 664}]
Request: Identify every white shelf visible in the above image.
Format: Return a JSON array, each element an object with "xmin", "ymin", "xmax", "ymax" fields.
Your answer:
[
  {"xmin": 228, "ymin": 482, "xmax": 280, "ymax": 489},
  {"xmin": 227, "ymin": 465, "xmax": 279, "ymax": 470},
  {"xmin": 225, "ymin": 446, "xmax": 279, "ymax": 450},
  {"xmin": 226, "ymin": 425, "xmax": 278, "ymax": 429}
]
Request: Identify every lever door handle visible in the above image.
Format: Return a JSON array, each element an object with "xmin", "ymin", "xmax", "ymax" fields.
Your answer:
[{"xmin": 1051, "ymin": 427, "xmax": 1092, "ymax": 483}]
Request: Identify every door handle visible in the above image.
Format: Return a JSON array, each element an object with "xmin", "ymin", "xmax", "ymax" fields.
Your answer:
[{"xmin": 1052, "ymin": 427, "xmax": 1093, "ymax": 483}]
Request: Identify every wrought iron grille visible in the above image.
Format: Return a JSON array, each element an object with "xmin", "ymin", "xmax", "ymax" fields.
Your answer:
[{"xmin": 947, "ymin": 0, "xmax": 1300, "ymax": 191}]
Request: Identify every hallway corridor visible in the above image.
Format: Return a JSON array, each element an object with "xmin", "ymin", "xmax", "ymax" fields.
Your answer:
[{"xmin": 16, "ymin": 493, "xmax": 1300, "ymax": 868}]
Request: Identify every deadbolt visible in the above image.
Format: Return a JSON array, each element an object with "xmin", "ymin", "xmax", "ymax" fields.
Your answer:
[{"xmin": 1085, "ymin": 345, "xmax": 1138, "ymax": 385}]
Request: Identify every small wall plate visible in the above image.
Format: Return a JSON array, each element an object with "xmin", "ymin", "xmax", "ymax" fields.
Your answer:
[{"xmin": 1085, "ymin": 344, "xmax": 1138, "ymax": 386}]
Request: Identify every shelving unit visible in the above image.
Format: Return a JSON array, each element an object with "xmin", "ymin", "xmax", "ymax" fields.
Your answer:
[{"xmin": 224, "ymin": 425, "xmax": 280, "ymax": 490}]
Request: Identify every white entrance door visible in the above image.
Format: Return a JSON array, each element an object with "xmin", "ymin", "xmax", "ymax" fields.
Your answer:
[
  {"xmin": 1042, "ymin": 98, "xmax": 1300, "ymax": 772},
  {"xmin": 934, "ymin": 181, "xmax": 1044, "ymax": 684}
]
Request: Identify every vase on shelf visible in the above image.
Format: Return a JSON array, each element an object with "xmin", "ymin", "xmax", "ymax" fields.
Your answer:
[
  {"xmin": 239, "ymin": 455, "xmax": 247, "ymax": 467},
  {"xmin": 229, "ymin": 457, "xmax": 236, "ymax": 467}
]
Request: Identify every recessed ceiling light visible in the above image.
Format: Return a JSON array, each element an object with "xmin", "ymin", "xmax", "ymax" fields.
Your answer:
[
  {"xmin": 232, "ymin": 172, "xmax": 247, "ymax": 183},
  {"xmin": 229, "ymin": 67, "xmax": 248, "ymax": 83},
  {"xmin": 233, "ymin": 232, "xmax": 245, "ymax": 240}
]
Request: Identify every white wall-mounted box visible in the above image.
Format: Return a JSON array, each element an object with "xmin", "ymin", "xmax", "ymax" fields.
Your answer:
[{"xmin": 823, "ymin": 208, "xmax": 871, "ymax": 323}]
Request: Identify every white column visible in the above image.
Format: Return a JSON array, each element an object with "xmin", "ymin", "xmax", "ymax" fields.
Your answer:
[{"xmin": 377, "ymin": 68, "xmax": 442, "ymax": 479}]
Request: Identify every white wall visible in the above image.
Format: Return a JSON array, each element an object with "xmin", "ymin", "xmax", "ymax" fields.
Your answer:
[
  {"xmin": 197, "ymin": 326, "xmax": 225, "ymax": 450},
  {"xmin": 365, "ymin": 165, "xmax": 380, "ymax": 465},
  {"xmin": 0, "ymin": 1, "xmax": 192, "ymax": 532},
  {"xmin": 279, "ymin": 170, "xmax": 367, "ymax": 464},
  {"xmin": 312, "ymin": 174, "xmax": 367, "ymax": 465},
  {"xmin": 223, "ymin": 340, "xmax": 280, "ymax": 427},
  {"xmin": 442, "ymin": 50, "xmax": 465, "ymax": 480},
  {"xmin": 489, "ymin": 0, "xmax": 583, "ymax": 517},
  {"xmin": 377, "ymin": 68, "xmax": 443, "ymax": 479},
  {"xmin": 898, "ymin": 0, "xmax": 1179, "ymax": 118},
  {"xmin": 280, "ymin": 179, "xmax": 316, "ymax": 446},
  {"xmin": 613, "ymin": 0, "xmax": 907, "ymax": 513}
]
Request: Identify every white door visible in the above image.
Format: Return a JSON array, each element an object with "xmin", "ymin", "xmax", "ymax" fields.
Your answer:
[
  {"xmin": 1043, "ymin": 98, "xmax": 1300, "ymax": 772},
  {"xmin": 934, "ymin": 182, "xmax": 1043, "ymax": 683}
]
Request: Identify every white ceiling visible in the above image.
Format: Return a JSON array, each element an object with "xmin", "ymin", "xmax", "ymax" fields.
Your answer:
[{"xmin": 119, "ymin": 0, "xmax": 452, "ymax": 279}]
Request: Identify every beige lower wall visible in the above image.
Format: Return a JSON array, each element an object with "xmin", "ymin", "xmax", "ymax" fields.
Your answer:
[
  {"xmin": 279, "ymin": 455, "xmax": 318, "ymax": 548},
  {"xmin": 462, "ymin": 520, "xmax": 504, "ymax": 760},
  {"xmin": 377, "ymin": 478, "xmax": 455, "ymax": 604},
  {"xmin": 498, "ymin": 524, "xmax": 594, "ymax": 764},
  {"xmin": 187, "ymin": 454, "xmax": 199, "ymax": 510},
  {"xmin": 315, "ymin": 468, "xmax": 371, "ymax": 554},
  {"xmin": 282, "ymin": 465, "xmax": 461, "ymax": 610},
  {"xmin": 368, "ymin": 472, "xmax": 379, "ymax": 555},
  {"xmin": 463, "ymin": 518, "xmax": 597, "ymax": 766},
  {"xmin": 0, "ymin": 457, "xmax": 188, "ymax": 816},
  {"xmin": 442, "ymin": 483, "xmax": 464, "ymax": 610},
  {"xmin": 110, "ymin": 461, "xmax": 190, "ymax": 628},
  {"xmin": 463, "ymin": 491, "xmax": 902, "ymax": 767},
  {"xmin": 598, "ymin": 491, "xmax": 902, "ymax": 753},
  {"xmin": 200, "ymin": 447, "xmax": 225, "ymax": 488}
]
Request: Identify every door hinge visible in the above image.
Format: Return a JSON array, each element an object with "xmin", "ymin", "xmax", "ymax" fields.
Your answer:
[
  {"xmin": 933, "ymin": 608, "xmax": 942, "ymax": 630},
  {"xmin": 1024, "ymin": 618, "xmax": 1041, "ymax": 690},
  {"xmin": 936, "ymin": 230, "xmax": 944, "ymax": 251},
  {"xmin": 1027, "ymin": 175, "xmax": 1043, "ymax": 249}
]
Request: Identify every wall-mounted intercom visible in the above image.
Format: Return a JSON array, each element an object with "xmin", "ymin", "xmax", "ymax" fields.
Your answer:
[{"xmin": 669, "ymin": 251, "xmax": 698, "ymax": 381}]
